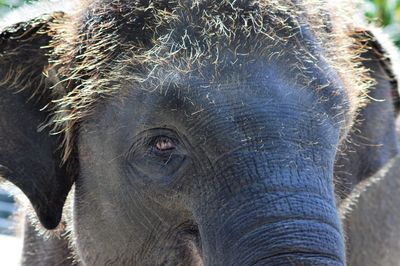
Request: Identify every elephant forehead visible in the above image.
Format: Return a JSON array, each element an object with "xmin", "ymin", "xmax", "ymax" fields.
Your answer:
[
  {"xmin": 51, "ymin": 0, "xmax": 371, "ymax": 161},
  {"xmin": 54, "ymin": 0, "xmax": 368, "ymax": 113},
  {"xmin": 74, "ymin": 0, "xmax": 335, "ymax": 84}
]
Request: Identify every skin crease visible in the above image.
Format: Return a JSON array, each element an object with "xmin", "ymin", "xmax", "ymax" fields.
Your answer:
[{"xmin": 0, "ymin": 1, "xmax": 399, "ymax": 266}]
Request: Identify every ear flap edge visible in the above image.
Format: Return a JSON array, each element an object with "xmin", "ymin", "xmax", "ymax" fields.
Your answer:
[{"xmin": 0, "ymin": 12, "xmax": 74, "ymax": 230}]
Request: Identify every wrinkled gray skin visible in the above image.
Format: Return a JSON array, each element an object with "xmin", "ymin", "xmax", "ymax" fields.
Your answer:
[{"xmin": 0, "ymin": 2, "xmax": 399, "ymax": 266}]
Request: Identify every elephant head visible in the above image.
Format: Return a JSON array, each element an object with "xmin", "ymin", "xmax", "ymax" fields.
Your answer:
[{"xmin": 0, "ymin": 1, "xmax": 398, "ymax": 265}]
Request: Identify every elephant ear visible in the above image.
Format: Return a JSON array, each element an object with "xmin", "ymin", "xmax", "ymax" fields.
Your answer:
[
  {"xmin": 335, "ymin": 28, "xmax": 400, "ymax": 201},
  {"xmin": 0, "ymin": 13, "xmax": 74, "ymax": 229}
]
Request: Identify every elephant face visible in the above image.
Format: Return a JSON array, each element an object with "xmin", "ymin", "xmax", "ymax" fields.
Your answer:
[
  {"xmin": 0, "ymin": 1, "xmax": 399, "ymax": 266},
  {"xmin": 74, "ymin": 59, "xmax": 346, "ymax": 264}
]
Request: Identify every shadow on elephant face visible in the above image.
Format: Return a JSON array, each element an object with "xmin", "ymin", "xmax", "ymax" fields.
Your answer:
[{"xmin": 0, "ymin": 1, "xmax": 399, "ymax": 265}]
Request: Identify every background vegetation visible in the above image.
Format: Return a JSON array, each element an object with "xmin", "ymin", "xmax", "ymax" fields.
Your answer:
[
  {"xmin": 364, "ymin": 0, "xmax": 400, "ymax": 46},
  {"xmin": 0, "ymin": 0, "xmax": 399, "ymax": 48}
]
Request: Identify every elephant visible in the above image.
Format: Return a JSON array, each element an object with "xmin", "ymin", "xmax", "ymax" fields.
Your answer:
[{"xmin": 0, "ymin": 0, "xmax": 399, "ymax": 265}]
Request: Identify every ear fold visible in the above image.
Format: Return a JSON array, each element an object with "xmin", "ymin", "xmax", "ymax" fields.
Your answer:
[
  {"xmin": 335, "ymin": 28, "xmax": 400, "ymax": 200},
  {"xmin": 0, "ymin": 13, "xmax": 74, "ymax": 229}
]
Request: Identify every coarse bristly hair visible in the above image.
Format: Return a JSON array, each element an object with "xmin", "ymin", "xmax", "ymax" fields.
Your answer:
[{"xmin": 3, "ymin": 0, "xmax": 374, "ymax": 166}]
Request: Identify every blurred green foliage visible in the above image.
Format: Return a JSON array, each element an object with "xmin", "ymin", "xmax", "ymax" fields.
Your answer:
[
  {"xmin": 365, "ymin": 0, "xmax": 400, "ymax": 25},
  {"xmin": 365, "ymin": 0, "xmax": 400, "ymax": 47},
  {"xmin": 0, "ymin": 0, "xmax": 399, "ymax": 48}
]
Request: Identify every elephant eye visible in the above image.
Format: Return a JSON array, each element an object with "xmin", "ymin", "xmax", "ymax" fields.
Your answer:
[
  {"xmin": 153, "ymin": 136, "xmax": 176, "ymax": 151},
  {"xmin": 127, "ymin": 129, "xmax": 188, "ymax": 181}
]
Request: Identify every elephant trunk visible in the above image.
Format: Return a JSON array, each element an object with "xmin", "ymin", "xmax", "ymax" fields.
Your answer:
[
  {"xmin": 198, "ymin": 195, "xmax": 343, "ymax": 265},
  {"xmin": 192, "ymin": 155, "xmax": 344, "ymax": 265}
]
